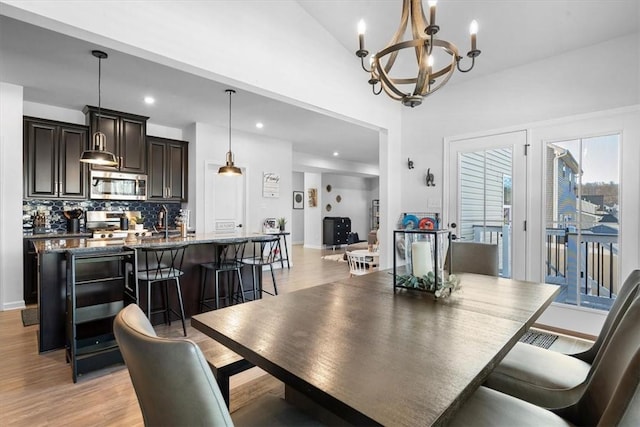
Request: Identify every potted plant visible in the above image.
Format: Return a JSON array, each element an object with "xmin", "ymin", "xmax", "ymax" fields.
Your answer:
[{"xmin": 277, "ymin": 217, "xmax": 287, "ymax": 232}]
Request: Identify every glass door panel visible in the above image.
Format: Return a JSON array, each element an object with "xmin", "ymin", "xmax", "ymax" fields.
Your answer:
[{"xmin": 544, "ymin": 134, "xmax": 620, "ymax": 309}]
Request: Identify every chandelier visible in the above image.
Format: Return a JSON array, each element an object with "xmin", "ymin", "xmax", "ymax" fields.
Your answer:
[{"xmin": 355, "ymin": 0, "xmax": 481, "ymax": 108}]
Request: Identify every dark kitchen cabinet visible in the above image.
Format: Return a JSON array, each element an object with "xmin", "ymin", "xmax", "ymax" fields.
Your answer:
[
  {"xmin": 323, "ymin": 217, "xmax": 352, "ymax": 246},
  {"xmin": 147, "ymin": 136, "xmax": 188, "ymax": 202},
  {"xmin": 83, "ymin": 106, "xmax": 148, "ymax": 174},
  {"xmin": 23, "ymin": 239, "xmax": 38, "ymax": 304},
  {"xmin": 66, "ymin": 250, "xmax": 138, "ymax": 382},
  {"xmin": 23, "ymin": 117, "xmax": 88, "ymax": 199}
]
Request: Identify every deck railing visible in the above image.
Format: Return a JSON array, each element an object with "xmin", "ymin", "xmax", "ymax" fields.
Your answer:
[{"xmin": 544, "ymin": 228, "xmax": 618, "ymax": 310}]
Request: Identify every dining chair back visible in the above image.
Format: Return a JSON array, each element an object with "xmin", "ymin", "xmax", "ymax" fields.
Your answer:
[
  {"xmin": 447, "ymin": 241, "xmax": 499, "ymax": 276},
  {"xmin": 114, "ymin": 304, "xmax": 323, "ymax": 426},
  {"xmin": 346, "ymin": 251, "xmax": 371, "ymax": 277},
  {"xmin": 484, "ymin": 270, "xmax": 640, "ymax": 407},
  {"xmin": 450, "ymin": 293, "xmax": 640, "ymax": 426}
]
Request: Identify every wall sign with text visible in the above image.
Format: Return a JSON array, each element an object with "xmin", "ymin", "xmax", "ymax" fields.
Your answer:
[{"xmin": 263, "ymin": 172, "xmax": 280, "ymax": 198}]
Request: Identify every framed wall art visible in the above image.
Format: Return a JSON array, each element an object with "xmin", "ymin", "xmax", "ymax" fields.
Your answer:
[
  {"xmin": 293, "ymin": 191, "xmax": 304, "ymax": 209},
  {"xmin": 308, "ymin": 188, "xmax": 318, "ymax": 207}
]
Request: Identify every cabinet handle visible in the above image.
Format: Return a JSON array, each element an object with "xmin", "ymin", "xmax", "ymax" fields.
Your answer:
[{"xmin": 119, "ymin": 156, "xmax": 123, "ymax": 169}]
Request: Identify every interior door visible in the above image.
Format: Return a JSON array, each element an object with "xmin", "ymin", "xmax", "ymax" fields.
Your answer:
[
  {"xmin": 446, "ymin": 131, "xmax": 528, "ymax": 279},
  {"xmin": 204, "ymin": 162, "xmax": 246, "ymax": 233}
]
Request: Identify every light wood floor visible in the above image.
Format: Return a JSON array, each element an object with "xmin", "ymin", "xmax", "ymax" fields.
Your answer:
[
  {"xmin": 0, "ymin": 245, "xmax": 350, "ymax": 426},
  {"xmin": 0, "ymin": 245, "xmax": 592, "ymax": 426}
]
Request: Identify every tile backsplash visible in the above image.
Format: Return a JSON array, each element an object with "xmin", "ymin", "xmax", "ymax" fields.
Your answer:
[{"xmin": 23, "ymin": 199, "xmax": 183, "ymax": 233}]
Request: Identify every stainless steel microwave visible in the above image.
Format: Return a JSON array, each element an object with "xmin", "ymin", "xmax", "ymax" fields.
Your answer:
[{"xmin": 90, "ymin": 170, "xmax": 147, "ymax": 200}]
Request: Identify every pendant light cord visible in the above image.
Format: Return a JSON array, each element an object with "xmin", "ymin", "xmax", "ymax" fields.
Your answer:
[
  {"xmin": 228, "ymin": 89, "xmax": 232, "ymax": 152},
  {"xmin": 97, "ymin": 56, "xmax": 102, "ymax": 134}
]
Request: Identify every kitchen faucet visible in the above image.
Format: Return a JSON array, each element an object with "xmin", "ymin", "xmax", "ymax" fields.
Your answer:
[{"xmin": 162, "ymin": 205, "xmax": 169, "ymax": 239}]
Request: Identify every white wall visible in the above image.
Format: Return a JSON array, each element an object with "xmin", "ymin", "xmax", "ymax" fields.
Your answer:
[
  {"xmin": 321, "ymin": 174, "xmax": 373, "ymax": 239},
  {"xmin": 291, "ymin": 172, "xmax": 304, "ymax": 244},
  {"xmin": 186, "ymin": 122, "xmax": 292, "ymax": 236},
  {"xmin": 0, "ymin": 82, "xmax": 25, "ymax": 310},
  {"xmin": 401, "ymin": 34, "xmax": 639, "ymax": 214},
  {"xmin": 303, "ymin": 172, "xmax": 323, "ymax": 249}
]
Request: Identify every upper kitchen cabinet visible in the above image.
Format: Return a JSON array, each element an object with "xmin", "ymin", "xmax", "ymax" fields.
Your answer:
[
  {"xmin": 147, "ymin": 136, "xmax": 188, "ymax": 202},
  {"xmin": 83, "ymin": 106, "xmax": 148, "ymax": 174},
  {"xmin": 23, "ymin": 117, "xmax": 88, "ymax": 199}
]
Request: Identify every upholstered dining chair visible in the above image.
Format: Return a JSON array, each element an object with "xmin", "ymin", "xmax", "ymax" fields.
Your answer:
[
  {"xmin": 448, "ymin": 292, "xmax": 640, "ymax": 426},
  {"xmin": 113, "ymin": 304, "xmax": 323, "ymax": 427},
  {"xmin": 446, "ymin": 241, "xmax": 499, "ymax": 276},
  {"xmin": 484, "ymin": 269, "xmax": 640, "ymax": 408}
]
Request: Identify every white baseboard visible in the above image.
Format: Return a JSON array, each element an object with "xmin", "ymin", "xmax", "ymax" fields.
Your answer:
[{"xmin": 3, "ymin": 300, "xmax": 26, "ymax": 311}]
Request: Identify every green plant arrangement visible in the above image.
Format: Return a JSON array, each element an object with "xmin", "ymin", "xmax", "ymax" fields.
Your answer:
[
  {"xmin": 395, "ymin": 272, "xmax": 461, "ymax": 299},
  {"xmin": 277, "ymin": 217, "xmax": 287, "ymax": 231}
]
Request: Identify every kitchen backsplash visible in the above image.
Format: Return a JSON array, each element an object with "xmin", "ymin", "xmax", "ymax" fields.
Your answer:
[{"xmin": 23, "ymin": 199, "xmax": 183, "ymax": 233}]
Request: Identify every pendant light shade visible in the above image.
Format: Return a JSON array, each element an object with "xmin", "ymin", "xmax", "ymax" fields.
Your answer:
[
  {"xmin": 80, "ymin": 50, "xmax": 118, "ymax": 166},
  {"xmin": 218, "ymin": 89, "xmax": 242, "ymax": 176}
]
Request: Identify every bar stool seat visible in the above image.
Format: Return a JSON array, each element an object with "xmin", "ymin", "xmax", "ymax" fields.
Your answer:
[
  {"xmin": 200, "ymin": 238, "xmax": 249, "ymax": 311},
  {"xmin": 136, "ymin": 244, "xmax": 188, "ymax": 336},
  {"xmin": 242, "ymin": 236, "xmax": 280, "ymax": 299}
]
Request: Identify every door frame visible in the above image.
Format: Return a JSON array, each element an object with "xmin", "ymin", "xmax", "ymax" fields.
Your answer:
[
  {"xmin": 203, "ymin": 160, "xmax": 248, "ymax": 234},
  {"xmin": 443, "ymin": 130, "xmax": 529, "ymax": 280}
]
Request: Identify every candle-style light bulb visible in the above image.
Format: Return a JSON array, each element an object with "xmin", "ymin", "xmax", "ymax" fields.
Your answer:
[
  {"xmin": 357, "ymin": 19, "xmax": 366, "ymax": 51},
  {"xmin": 428, "ymin": 0, "xmax": 437, "ymax": 26},
  {"xmin": 470, "ymin": 20, "xmax": 478, "ymax": 51}
]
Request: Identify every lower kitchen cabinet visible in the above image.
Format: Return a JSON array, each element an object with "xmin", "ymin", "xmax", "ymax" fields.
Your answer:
[
  {"xmin": 147, "ymin": 136, "xmax": 188, "ymax": 202},
  {"xmin": 65, "ymin": 250, "xmax": 138, "ymax": 382}
]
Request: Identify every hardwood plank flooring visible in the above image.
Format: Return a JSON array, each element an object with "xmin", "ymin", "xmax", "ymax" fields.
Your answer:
[{"xmin": 0, "ymin": 245, "xmax": 349, "ymax": 426}]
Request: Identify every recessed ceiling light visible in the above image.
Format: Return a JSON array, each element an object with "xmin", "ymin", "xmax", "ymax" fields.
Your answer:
[
  {"xmin": 256, "ymin": 122, "xmax": 264, "ymax": 129},
  {"xmin": 333, "ymin": 151, "xmax": 339, "ymax": 156},
  {"xmin": 144, "ymin": 96, "xmax": 155, "ymax": 105}
]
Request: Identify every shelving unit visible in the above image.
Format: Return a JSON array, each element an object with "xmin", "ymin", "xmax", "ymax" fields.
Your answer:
[
  {"xmin": 371, "ymin": 199, "xmax": 380, "ymax": 230},
  {"xmin": 65, "ymin": 249, "xmax": 137, "ymax": 382}
]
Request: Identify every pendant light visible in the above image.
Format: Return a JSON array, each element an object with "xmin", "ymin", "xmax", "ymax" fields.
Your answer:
[
  {"xmin": 218, "ymin": 89, "xmax": 242, "ymax": 176},
  {"xmin": 80, "ymin": 50, "xmax": 118, "ymax": 166}
]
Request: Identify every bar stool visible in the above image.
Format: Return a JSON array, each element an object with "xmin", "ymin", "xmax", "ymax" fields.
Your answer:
[
  {"xmin": 243, "ymin": 236, "xmax": 280, "ymax": 299},
  {"xmin": 199, "ymin": 238, "xmax": 249, "ymax": 311},
  {"xmin": 136, "ymin": 244, "xmax": 188, "ymax": 337}
]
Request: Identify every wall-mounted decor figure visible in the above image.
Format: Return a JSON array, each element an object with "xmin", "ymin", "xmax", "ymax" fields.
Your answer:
[
  {"xmin": 326, "ymin": 204, "xmax": 332, "ymax": 212},
  {"xmin": 293, "ymin": 191, "xmax": 304, "ymax": 209},
  {"xmin": 336, "ymin": 195, "xmax": 342, "ymax": 203},
  {"xmin": 308, "ymin": 188, "xmax": 318, "ymax": 207},
  {"xmin": 326, "ymin": 184, "xmax": 332, "ymax": 192},
  {"xmin": 426, "ymin": 168, "xmax": 436, "ymax": 187}
]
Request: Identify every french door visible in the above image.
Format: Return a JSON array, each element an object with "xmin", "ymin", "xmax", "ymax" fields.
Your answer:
[{"xmin": 446, "ymin": 131, "xmax": 528, "ymax": 279}]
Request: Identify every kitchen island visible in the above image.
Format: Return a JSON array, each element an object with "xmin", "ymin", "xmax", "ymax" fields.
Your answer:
[{"xmin": 33, "ymin": 232, "xmax": 268, "ymax": 353}]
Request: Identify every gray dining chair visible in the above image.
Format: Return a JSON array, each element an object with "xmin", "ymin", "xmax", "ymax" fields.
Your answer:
[
  {"xmin": 446, "ymin": 241, "xmax": 499, "ymax": 276},
  {"xmin": 114, "ymin": 304, "xmax": 322, "ymax": 426},
  {"xmin": 449, "ymin": 292, "xmax": 640, "ymax": 426},
  {"xmin": 484, "ymin": 269, "xmax": 640, "ymax": 408}
]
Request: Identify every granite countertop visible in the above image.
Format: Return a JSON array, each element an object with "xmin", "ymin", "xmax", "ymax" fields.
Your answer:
[
  {"xmin": 24, "ymin": 230, "xmax": 92, "ymax": 239},
  {"xmin": 32, "ymin": 231, "xmax": 270, "ymax": 254}
]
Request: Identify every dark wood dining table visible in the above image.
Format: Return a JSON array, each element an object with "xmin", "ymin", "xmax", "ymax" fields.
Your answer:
[{"xmin": 191, "ymin": 271, "xmax": 559, "ymax": 426}]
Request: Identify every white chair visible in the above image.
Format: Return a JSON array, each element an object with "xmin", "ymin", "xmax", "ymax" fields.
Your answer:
[{"xmin": 346, "ymin": 251, "xmax": 372, "ymax": 277}]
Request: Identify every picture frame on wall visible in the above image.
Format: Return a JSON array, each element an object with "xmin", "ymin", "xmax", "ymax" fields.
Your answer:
[
  {"xmin": 293, "ymin": 191, "xmax": 304, "ymax": 209},
  {"xmin": 308, "ymin": 188, "xmax": 318, "ymax": 207}
]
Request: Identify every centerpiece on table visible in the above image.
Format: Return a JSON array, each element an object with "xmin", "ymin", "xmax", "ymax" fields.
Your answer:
[{"xmin": 393, "ymin": 228, "xmax": 460, "ymax": 299}]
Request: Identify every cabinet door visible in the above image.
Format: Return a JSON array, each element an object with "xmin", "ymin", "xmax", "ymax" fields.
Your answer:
[
  {"xmin": 147, "ymin": 140, "xmax": 167, "ymax": 201},
  {"xmin": 24, "ymin": 120, "xmax": 58, "ymax": 198},
  {"xmin": 88, "ymin": 110, "xmax": 119, "ymax": 172},
  {"xmin": 119, "ymin": 117, "xmax": 146, "ymax": 173},
  {"xmin": 166, "ymin": 142, "xmax": 187, "ymax": 201},
  {"xmin": 59, "ymin": 125, "xmax": 88, "ymax": 199}
]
